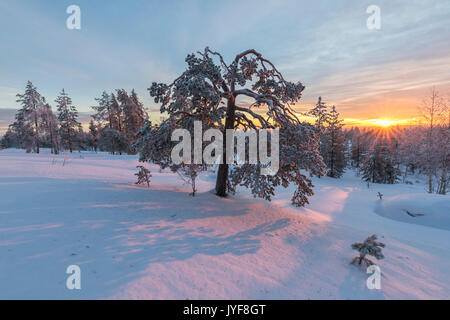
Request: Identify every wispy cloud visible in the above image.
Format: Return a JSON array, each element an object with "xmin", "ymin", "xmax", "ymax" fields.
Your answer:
[{"xmin": 0, "ymin": 0, "xmax": 449, "ymax": 123}]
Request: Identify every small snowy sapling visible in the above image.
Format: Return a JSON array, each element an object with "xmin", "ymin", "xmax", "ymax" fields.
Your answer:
[
  {"xmin": 177, "ymin": 164, "xmax": 204, "ymax": 197},
  {"xmin": 135, "ymin": 165, "xmax": 151, "ymax": 187},
  {"xmin": 351, "ymin": 234, "xmax": 385, "ymax": 267}
]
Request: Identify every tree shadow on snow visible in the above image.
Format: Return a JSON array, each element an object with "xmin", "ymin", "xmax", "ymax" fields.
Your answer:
[{"xmin": 0, "ymin": 177, "xmax": 291, "ymax": 299}]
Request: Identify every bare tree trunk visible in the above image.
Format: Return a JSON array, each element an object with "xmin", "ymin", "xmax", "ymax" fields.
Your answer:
[
  {"xmin": 215, "ymin": 97, "xmax": 235, "ymax": 197},
  {"xmin": 427, "ymin": 124, "xmax": 434, "ymax": 194},
  {"xmin": 192, "ymin": 176, "xmax": 197, "ymax": 196},
  {"xmin": 330, "ymin": 131, "xmax": 335, "ymax": 176},
  {"xmin": 428, "ymin": 172, "xmax": 433, "ymax": 193},
  {"xmin": 215, "ymin": 164, "xmax": 228, "ymax": 196},
  {"xmin": 49, "ymin": 127, "xmax": 55, "ymax": 154},
  {"xmin": 438, "ymin": 162, "xmax": 447, "ymax": 195},
  {"xmin": 424, "ymin": 88, "xmax": 438, "ymax": 193},
  {"xmin": 438, "ymin": 107, "xmax": 449, "ymax": 194},
  {"xmin": 34, "ymin": 114, "xmax": 40, "ymax": 154}
]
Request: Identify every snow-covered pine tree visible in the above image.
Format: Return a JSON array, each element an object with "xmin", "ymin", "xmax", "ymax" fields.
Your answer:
[
  {"xmin": 109, "ymin": 93, "xmax": 123, "ymax": 133},
  {"xmin": 135, "ymin": 118, "xmax": 209, "ymax": 196},
  {"xmin": 398, "ymin": 126, "xmax": 421, "ymax": 182},
  {"xmin": 307, "ymin": 97, "xmax": 330, "ymax": 178},
  {"xmin": 15, "ymin": 81, "xmax": 46, "ymax": 153},
  {"xmin": 99, "ymin": 128, "xmax": 128, "ymax": 155},
  {"xmin": 6, "ymin": 107, "xmax": 34, "ymax": 150},
  {"xmin": 139, "ymin": 47, "xmax": 326, "ymax": 206},
  {"xmin": 308, "ymin": 96, "xmax": 328, "ymax": 129},
  {"xmin": 360, "ymin": 143, "xmax": 400, "ymax": 184},
  {"xmin": 383, "ymin": 147, "xmax": 401, "ymax": 184},
  {"xmin": 40, "ymin": 103, "xmax": 60, "ymax": 154},
  {"xmin": 351, "ymin": 234, "xmax": 385, "ymax": 267},
  {"xmin": 135, "ymin": 119, "xmax": 175, "ymax": 169},
  {"xmin": 360, "ymin": 144, "xmax": 381, "ymax": 184},
  {"xmin": 0, "ymin": 128, "xmax": 8, "ymax": 150},
  {"xmin": 349, "ymin": 127, "xmax": 370, "ymax": 169},
  {"xmin": 91, "ymin": 91, "xmax": 122, "ymax": 154},
  {"xmin": 88, "ymin": 120, "xmax": 99, "ymax": 152},
  {"xmin": 117, "ymin": 89, "xmax": 147, "ymax": 153},
  {"xmin": 92, "ymin": 91, "xmax": 114, "ymax": 129},
  {"xmin": 56, "ymin": 89, "xmax": 81, "ymax": 153},
  {"xmin": 75, "ymin": 126, "xmax": 89, "ymax": 151},
  {"xmin": 129, "ymin": 89, "xmax": 147, "ymax": 142},
  {"xmin": 323, "ymin": 106, "xmax": 346, "ymax": 178},
  {"xmin": 92, "ymin": 90, "xmax": 136, "ymax": 154}
]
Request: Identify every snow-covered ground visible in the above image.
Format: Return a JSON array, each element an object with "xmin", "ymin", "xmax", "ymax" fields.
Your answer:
[{"xmin": 0, "ymin": 148, "xmax": 449, "ymax": 299}]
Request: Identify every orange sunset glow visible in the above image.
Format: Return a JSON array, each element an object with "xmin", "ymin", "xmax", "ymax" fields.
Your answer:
[{"xmin": 365, "ymin": 119, "xmax": 397, "ymax": 127}]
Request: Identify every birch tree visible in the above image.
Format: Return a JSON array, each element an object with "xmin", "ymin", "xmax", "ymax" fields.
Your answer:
[{"xmin": 418, "ymin": 87, "xmax": 445, "ymax": 193}]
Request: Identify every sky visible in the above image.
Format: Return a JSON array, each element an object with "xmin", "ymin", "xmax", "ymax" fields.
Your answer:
[{"xmin": 1, "ymin": 0, "xmax": 450, "ymax": 133}]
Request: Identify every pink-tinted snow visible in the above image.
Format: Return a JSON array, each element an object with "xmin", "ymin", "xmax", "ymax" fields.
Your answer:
[{"xmin": 0, "ymin": 149, "xmax": 449, "ymax": 299}]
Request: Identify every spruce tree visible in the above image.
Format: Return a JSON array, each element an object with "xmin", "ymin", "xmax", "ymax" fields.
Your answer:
[
  {"xmin": 92, "ymin": 91, "xmax": 114, "ymax": 129},
  {"xmin": 308, "ymin": 96, "xmax": 328, "ymax": 129},
  {"xmin": 361, "ymin": 146, "xmax": 379, "ymax": 184},
  {"xmin": 109, "ymin": 93, "xmax": 122, "ymax": 132},
  {"xmin": 360, "ymin": 143, "xmax": 400, "ymax": 184},
  {"xmin": 8, "ymin": 108, "xmax": 34, "ymax": 150},
  {"xmin": 308, "ymin": 97, "xmax": 330, "ymax": 177},
  {"xmin": 92, "ymin": 91, "xmax": 132, "ymax": 155},
  {"xmin": 324, "ymin": 106, "xmax": 346, "ymax": 178},
  {"xmin": 99, "ymin": 128, "xmax": 128, "ymax": 155},
  {"xmin": 40, "ymin": 103, "xmax": 60, "ymax": 154},
  {"xmin": 56, "ymin": 89, "xmax": 81, "ymax": 152},
  {"xmin": 15, "ymin": 81, "xmax": 46, "ymax": 153},
  {"xmin": 350, "ymin": 127, "xmax": 369, "ymax": 169},
  {"xmin": 124, "ymin": 89, "xmax": 147, "ymax": 148},
  {"xmin": 88, "ymin": 120, "xmax": 99, "ymax": 152},
  {"xmin": 380, "ymin": 145, "xmax": 401, "ymax": 184},
  {"xmin": 117, "ymin": 89, "xmax": 147, "ymax": 152}
]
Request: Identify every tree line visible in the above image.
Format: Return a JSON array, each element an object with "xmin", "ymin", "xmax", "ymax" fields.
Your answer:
[
  {"xmin": 1, "ymin": 49, "xmax": 448, "ymax": 204},
  {"xmin": 305, "ymin": 90, "xmax": 448, "ymax": 196},
  {"xmin": 1, "ymin": 81, "xmax": 148, "ymax": 155},
  {"xmin": 346, "ymin": 89, "xmax": 449, "ymax": 195}
]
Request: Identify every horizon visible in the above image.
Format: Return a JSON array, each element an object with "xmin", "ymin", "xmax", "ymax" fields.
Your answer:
[
  {"xmin": 1, "ymin": 1, "xmax": 450, "ymax": 133},
  {"xmin": 0, "ymin": 104, "xmax": 430, "ymax": 137}
]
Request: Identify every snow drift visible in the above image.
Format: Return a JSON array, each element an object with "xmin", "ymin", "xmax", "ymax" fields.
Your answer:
[{"xmin": 375, "ymin": 193, "xmax": 450, "ymax": 231}]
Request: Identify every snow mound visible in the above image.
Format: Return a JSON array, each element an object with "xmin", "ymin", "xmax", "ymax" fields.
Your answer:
[{"xmin": 375, "ymin": 193, "xmax": 450, "ymax": 231}]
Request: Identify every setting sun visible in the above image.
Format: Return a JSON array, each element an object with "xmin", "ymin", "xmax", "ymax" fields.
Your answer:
[
  {"xmin": 356, "ymin": 119, "xmax": 399, "ymax": 128},
  {"xmin": 374, "ymin": 119, "xmax": 397, "ymax": 127}
]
